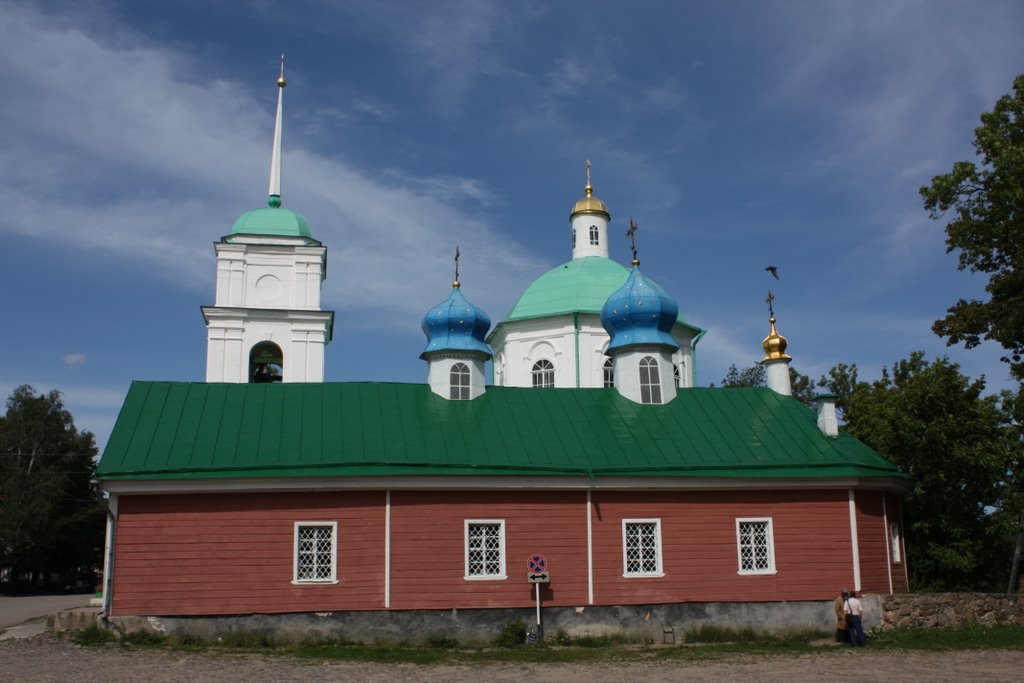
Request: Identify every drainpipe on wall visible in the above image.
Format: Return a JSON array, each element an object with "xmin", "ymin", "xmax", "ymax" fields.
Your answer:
[
  {"xmin": 101, "ymin": 494, "xmax": 118, "ymax": 618},
  {"xmin": 691, "ymin": 329, "xmax": 706, "ymax": 386},
  {"xmin": 573, "ymin": 312, "xmax": 581, "ymax": 388}
]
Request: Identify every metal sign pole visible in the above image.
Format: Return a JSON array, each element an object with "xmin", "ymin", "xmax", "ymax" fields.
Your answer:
[{"xmin": 535, "ymin": 582, "xmax": 541, "ymax": 637}]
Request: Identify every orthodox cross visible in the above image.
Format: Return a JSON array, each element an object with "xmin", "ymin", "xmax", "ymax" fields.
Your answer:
[
  {"xmin": 453, "ymin": 244, "xmax": 461, "ymax": 288},
  {"xmin": 626, "ymin": 218, "xmax": 640, "ymax": 265},
  {"xmin": 585, "ymin": 159, "xmax": 592, "ymax": 189},
  {"xmin": 766, "ymin": 289, "xmax": 775, "ymax": 318}
]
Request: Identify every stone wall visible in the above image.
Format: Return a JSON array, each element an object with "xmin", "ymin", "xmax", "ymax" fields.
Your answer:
[{"xmin": 880, "ymin": 593, "xmax": 1024, "ymax": 630}]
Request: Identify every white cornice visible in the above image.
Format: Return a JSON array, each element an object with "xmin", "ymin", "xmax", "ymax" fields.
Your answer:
[{"xmin": 102, "ymin": 474, "xmax": 911, "ymax": 495}]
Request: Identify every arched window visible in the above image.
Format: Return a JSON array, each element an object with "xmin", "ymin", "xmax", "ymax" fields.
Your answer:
[
  {"xmin": 532, "ymin": 359, "xmax": 555, "ymax": 388},
  {"xmin": 639, "ymin": 356, "xmax": 662, "ymax": 404},
  {"xmin": 450, "ymin": 362, "xmax": 470, "ymax": 400},
  {"xmin": 673, "ymin": 364, "xmax": 681, "ymax": 388},
  {"xmin": 572, "ymin": 228, "xmax": 576, "ymax": 249},
  {"xmin": 589, "ymin": 225, "xmax": 599, "ymax": 245},
  {"xmin": 603, "ymin": 358, "xmax": 615, "ymax": 388},
  {"xmin": 249, "ymin": 341, "xmax": 284, "ymax": 384}
]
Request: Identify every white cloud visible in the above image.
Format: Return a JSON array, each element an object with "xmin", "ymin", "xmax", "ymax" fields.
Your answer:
[
  {"xmin": 0, "ymin": 1, "xmax": 543, "ymax": 324},
  {"xmin": 63, "ymin": 353, "xmax": 87, "ymax": 369}
]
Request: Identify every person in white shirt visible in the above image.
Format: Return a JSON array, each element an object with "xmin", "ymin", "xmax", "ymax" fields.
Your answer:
[{"xmin": 844, "ymin": 591, "xmax": 866, "ymax": 646}]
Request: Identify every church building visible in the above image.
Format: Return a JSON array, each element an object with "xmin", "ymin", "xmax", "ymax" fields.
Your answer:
[{"xmin": 96, "ymin": 67, "xmax": 909, "ymax": 637}]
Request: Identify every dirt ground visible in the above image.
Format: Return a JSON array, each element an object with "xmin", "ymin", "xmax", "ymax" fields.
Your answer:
[{"xmin": 1, "ymin": 636, "xmax": 1023, "ymax": 682}]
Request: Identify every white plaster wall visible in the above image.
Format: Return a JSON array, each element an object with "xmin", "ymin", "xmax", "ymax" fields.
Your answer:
[
  {"xmin": 427, "ymin": 355, "xmax": 487, "ymax": 399},
  {"xmin": 765, "ymin": 359, "xmax": 792, "ymax": 396},
  {"xmin": 611, "ymin": 347, "xmax": 678, "ymax": 404},
  {"xmin": 491, "ymin": 314, "xmax": 698, "ymax": 390},
  {"xmin": 213, "ymin": 243, "xmax": 326, "ymax": 310},
  {"xmin": 570, "ymin": 213, "xmax": 610, "ymax": 260}
]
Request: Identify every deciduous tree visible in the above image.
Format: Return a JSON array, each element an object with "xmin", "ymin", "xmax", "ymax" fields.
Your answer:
[
  {"xmin": 921, "ymin": 74, "xmax": 1024, "ymax": 381},
  {"xmin": 0, "ymin": 386, "xmax": 105, "ymax": 587}
]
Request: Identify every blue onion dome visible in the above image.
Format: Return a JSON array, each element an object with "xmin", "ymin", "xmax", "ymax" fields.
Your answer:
[
  {"xmin": 601, "ymin": 267, "xmax": 680, "ymax": 353},
  {"xmin": 420, "ymin": 286, "xmax": 493, "ymax": 360}
]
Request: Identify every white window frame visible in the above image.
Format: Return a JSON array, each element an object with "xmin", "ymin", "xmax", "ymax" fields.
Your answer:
[
  {"xmin": 589, "ymin": 224, "xmax": 599, "ymax": 245},
  {"xmin": 293, "ymin": 521, "xmax": 339, "ymax": 585},
  {"xmin": 639, "ymin": 356, "xmax": 662, "ymax": 404},
  {"xmin": 603, "ymin": 358, "xmax": 615, "ymax": 388},
  {"xmin": 464, "ymin": 519, "xmax": 507, "ymax": 581},
  {"xmin": 622, "ymin": 518, "xmax": 664, "ymax": 578},
  {"xmin": 735, "ymin": 517, "xmax": 777, "ymax": 575},
  {"xmin": 532, "ymin": 359, "xmax": 555, "ymax": 388},
  {"xmin": 891, "ymin": 523, "xmax": 902, "ymax": 564},
  {"xmin": 450, "ymin": 361, "xmax": 470, "ymax": 400}
]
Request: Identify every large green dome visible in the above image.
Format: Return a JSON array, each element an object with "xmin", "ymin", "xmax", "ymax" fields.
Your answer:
[
  {"xmin": 231, "ymin": 203, "xmax": 312, "ymax": 238},
  {"xmin": 504, "ymin": 256, "xmax": 686, "ymax": 323}
]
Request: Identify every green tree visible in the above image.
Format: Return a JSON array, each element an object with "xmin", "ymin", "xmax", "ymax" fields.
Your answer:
[
  {"xmin": 921, "ymin": 74, "xmax": 1024, "ymax": 381},
  {"xmin": 0, "ymin": 386, "xmax": 105, "ymax": 587},
  {"xmin": 841, "ymin": 353, "xmax": 1014, "ymax": 591}
]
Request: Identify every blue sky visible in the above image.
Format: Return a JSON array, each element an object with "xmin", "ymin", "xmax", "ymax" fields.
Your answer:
[{"xmin": 2, "ymin": 0, "xmax": 1023, "ymax": 449}]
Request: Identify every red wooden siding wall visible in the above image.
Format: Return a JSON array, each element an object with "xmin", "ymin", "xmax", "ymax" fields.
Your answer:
[
  {"xmin": 112, "ymin": 492, "xmax": 384, "ymax": 616},
  {"xmin": 110, "ymin": 488, "xmax": 905, "ymax": 617}
]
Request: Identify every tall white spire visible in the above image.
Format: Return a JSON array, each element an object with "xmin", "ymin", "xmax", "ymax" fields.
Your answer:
[{"xmin": 268, "ymin": 54, "xmax": 285, "ymax": 208}]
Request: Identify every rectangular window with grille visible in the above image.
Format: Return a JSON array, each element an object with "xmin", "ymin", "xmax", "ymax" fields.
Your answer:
[
  {"xmin": 464, "ymin": 520, "xmax": 506, "ymax": 580},
  {"xmin": 736, "ymin": 518, "xmax": 776, "ymax": 574},
  {"xmin": 293, "ymin": 522, "xmax": 338, "ymax": 584},
  {"xmin": 891, "ymin": 523, "xmax": 902, "ymax": 563},
  {"xmin": 622, "ymin": 519, "xmax": 663, "ymax": 577}
]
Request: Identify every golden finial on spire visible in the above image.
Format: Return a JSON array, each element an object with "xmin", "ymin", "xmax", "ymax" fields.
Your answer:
[
  {"xmin": 277, "ymin": 53, "xmax": 286, "ymax": 88},
  {"xmin": 570, "ymin": 159, "xmax": 609, "ymax": 219},
  {"xmin": 762, "ymin": 290, "xmax": 791, "ymax": 361},
  {"xmin": 453, "ymin": 244, "xmax": 461, "ymax": 288},
  {"xmin": 626, "ymin": 218, "xmax": 640, "ymax": 266}
]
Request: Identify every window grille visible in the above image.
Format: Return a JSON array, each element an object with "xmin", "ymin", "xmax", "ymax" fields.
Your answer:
[
  {"xmin": 572, "ymin": 228, "xmax": 576, "ymax": 249},
  {"xmin": 603, "ymin": 358, "xmax": 615, "ymax": 388},
  {"xmin": 450, "ymin": 362, "xmax": 470, "ymax": 400},
  {"xmin": 737, "ymin": 519, "xmax": 775, "ymax": 574},
  {"xmin": 623, "ymin": 520, "xmax": 661, "ymax": 576},
  {"xmin": 295, "ymin": 522, "xmax": 336, "ymax": 582},
  {"xmin": 673, "ymin": 364, "xmax": 680, "ymax": 388},
  {"xmin": 639, "ymin": 356, "xmax": 662, "ymax": 404},
  {"xmin": 532, "ymin": 359, "xmax": 555, "ymax": 388},
  {"xmin": 589, "ymin": 225, "xmax": 599, "ymax": 245},
  {"xmin": 466, "ymin": 521, "xmax": 505, "ymax": 578}
]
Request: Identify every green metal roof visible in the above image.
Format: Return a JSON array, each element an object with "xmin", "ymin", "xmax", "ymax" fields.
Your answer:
[
  {"xmin": 98, "ymin": 382, "xmax": 903, "ymax": 483},
  {"xmin": 231, "ymin": 206, "xmax": 312, "ymax": 238}
]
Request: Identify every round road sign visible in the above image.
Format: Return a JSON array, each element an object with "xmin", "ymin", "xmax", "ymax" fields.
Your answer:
[{"xmin": 528, "ymin": 554, "xmax": 547, "ymax": 574}]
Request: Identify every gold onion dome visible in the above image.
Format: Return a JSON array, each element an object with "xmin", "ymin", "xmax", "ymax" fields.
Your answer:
[
  {"xmin": 571, "ymin": 184, "xmax": 610, "ymax": 219},
  {"xmin": 762, "ymin": 315, "xmax": 791, "ymax": 361}
]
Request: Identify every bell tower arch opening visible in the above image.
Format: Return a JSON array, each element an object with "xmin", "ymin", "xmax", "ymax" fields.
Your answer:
[{"xmin": 249, "ymin": 341, "xmax": 284, "ymax": 383}]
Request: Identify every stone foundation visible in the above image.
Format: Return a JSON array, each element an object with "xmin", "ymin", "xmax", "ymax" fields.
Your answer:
[{"xmin": 880, "ymin": 594, "xmax": 1024, "ymax": 630}]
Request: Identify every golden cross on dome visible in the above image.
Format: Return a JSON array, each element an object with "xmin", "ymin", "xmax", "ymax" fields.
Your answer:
[
  {"xmin": 585, "ymin": 159, "xmax": 592, "ymax": 189},
  {"xmin": 626, "ymin": 218, "xmax": 640, "ymax": 266},
  {"xmin": 453, "ymin": 244, "xmax": 461, "ymax": 288},
  {"xmin": 277, "ymin": 53, "xmax": 286, "ymax": 87}
]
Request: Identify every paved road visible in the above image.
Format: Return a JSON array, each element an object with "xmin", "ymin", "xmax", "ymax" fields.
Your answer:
[{"xmin": 0, "ymin": 595, "xmax": 94, "ymax": 629}]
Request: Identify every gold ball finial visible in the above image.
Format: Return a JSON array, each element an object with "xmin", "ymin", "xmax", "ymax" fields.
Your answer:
[{"xmin": 762, "ymin": 314, "xmax": 792, "ymax": 361}]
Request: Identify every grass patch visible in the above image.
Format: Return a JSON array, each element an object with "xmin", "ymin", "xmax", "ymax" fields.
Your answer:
[
  {"xmin": 71, "ymin": 624, "xmax": 116, "ymax": 645},
  {"xmin": 120, "ymin": 630, "xmax": 168, "ymax": 647},
  {"xmin": 70, "ymin": 622, "xmax": 1024, "ymax": 664},
  {"xmin": 867, "ymin": 623, "xmax": 1024, "ymax": 651}
]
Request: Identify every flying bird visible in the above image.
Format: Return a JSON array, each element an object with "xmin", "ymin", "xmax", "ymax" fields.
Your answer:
[{"xmin": 765, "ymin": 265, "xmax": 779, "ymax": 280}]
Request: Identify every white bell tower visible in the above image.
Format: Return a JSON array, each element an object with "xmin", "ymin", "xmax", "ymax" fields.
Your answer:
[{"xmin": 201, "ymin": 57, "xmax": 334, "ymax": 384}]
